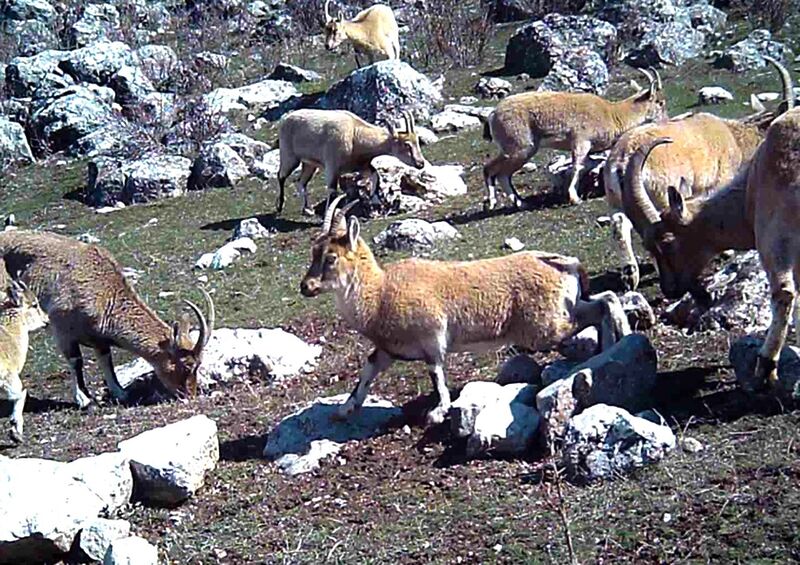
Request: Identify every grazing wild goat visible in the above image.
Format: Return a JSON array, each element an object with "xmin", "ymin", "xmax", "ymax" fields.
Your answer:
[
  {"xmin": 323, "ymin": 1, "xmax": 399, "ymax": 67},
  {"xmin": 625, "ymin": 78, "xmax": 798, "ymax": 389},
  {"xmin": 0, "ymin": 274, "xmax": 48, "ymax": 443},
  {"xmin": 0, "ymin": 231, "xmax": 214, "ymax": 408},
  {"xmin": 483, "ymin": 68, "xmax": 667, "ymax": 209},
  {"xmin": 599, "ymin": 57, "xmax": 793, "ymax": 290},
  {"xmin": 300, "ymin": 196, "xmax": 631, "ymax": 424},
  {"xmin": 276, "ymin": 109, "xmax": 425, "ymax": 216}
]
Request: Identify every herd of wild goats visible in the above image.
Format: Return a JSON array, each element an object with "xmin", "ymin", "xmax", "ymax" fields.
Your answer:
[{"xmin": 0, "ymin": 3, "xmax": 798, "ymax": 446}]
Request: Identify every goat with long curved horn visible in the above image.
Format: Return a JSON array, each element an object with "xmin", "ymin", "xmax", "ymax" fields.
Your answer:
[{"xmin": 622, "ymin": 136, "xmax": 672, "ymax": 229}]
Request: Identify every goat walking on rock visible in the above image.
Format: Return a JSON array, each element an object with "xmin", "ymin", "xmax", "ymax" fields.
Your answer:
[{"xmin": 300, "ymin": 196, "xmax": 631, "ymax": 425}]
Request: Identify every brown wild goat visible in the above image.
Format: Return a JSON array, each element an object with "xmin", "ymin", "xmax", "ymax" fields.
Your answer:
[
  {"xmin": 323, "ymin": 1, "xmax": 400, "ymax": 67},
  {"xmin": 483, "ymin": 69, "xmax": 667, "ymax": 209},
  {"xmin": 276, "ymin": 109, "xmax": 425, "ymax": 216},
  {"xmin": 300, "ymin": 196, "xmax": 631, "ymax": 425},
  {"xmin": 0, "ymin": 274, "xmax": 48, "ymax": 443},
  {"xmin": 600, "ymin": 57, "xmax": 793, "ymax": 290},
  {"xmin": 625, "ymin": 80, "xmax": 798, "ymax": 389},
  {"xmin": 0, "ymin": 231, "xmax": 214, "ymax": 408}
]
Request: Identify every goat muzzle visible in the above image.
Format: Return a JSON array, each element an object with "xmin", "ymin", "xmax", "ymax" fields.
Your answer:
[{"xmin": 300, "ymin": 278, "xmax": 322, "ymax": 297}]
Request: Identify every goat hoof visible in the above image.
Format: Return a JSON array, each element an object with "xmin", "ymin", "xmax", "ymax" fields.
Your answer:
[
  {"xmin": 8, "ymin": 428, "xmax": 23, "ymax": 444},
  {"xmin": 568, "ymin": 195, "xmax": 582, "ymax": 206},
  {"xmin": 483, "ymin": 200, "xmax": 496, "ymax": 212}
]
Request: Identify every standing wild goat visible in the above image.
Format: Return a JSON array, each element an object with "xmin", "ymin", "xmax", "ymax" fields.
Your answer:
[
  {"xmin": 599, "ymin": 57, "xmax": 793, "ymax": 290},
  {"xmin": 276, "ymin": 109, "xmax": 425, "ymax": 216},
  {"xmin": 300, "ymin": 196, "xmax": 631, "ymax": 424},
  {"xmin": 323, "ymin": 1, "xmax": 400, "ymax": 67},
  {"xmin": 0, "ymin": 275, "xmax": 47, "ymax": 443},
  {"xmin": 0, "ymin": 231, "xmax": 214, "ymax": 408},
  {"xmin": 625, "ymin": 84, "xmax": 798, "ymax": 389},
  {"xmin": 483, "ymin": 69, "xmax": 667, "ymax": 209}
]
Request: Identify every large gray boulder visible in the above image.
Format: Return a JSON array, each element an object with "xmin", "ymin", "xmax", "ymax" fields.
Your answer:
[
  {"xmin": 189, "ymin": 132, "xmax": 273, "ymax": 190},
  {"xmin": 109, "ymin": 64, "xmax": 156, "ymax": 105},
  {"xmin": 683, "ymin": 2, "xmax": 727, "ymax": 32},
  {"xmin": 59, "ymin": 40, "xmax": 134, "ymax": 85},
  {"xmin": 118, "ymin": 415, "xmax": 219, "ymax": 507},
  {"xmin": 714, "ymin": 29, "xmax": 793, "ymax": 73},
  {"xmin": 536, "ymin": 334, "xmax": 658, "ymax": 444},
  {"xmin": 1, "ymin": 0, "xmax": 57, "ymax": 56},
  {"xmin": 268, "ymin": 62, "xmax": 321, "ymax": 83},
  {"xmin": 28, "ymin": 85, "xmax": 117, "ymax": 154},
  {"xmin": 320, "ymin": 60, "xmax": 443, "ymax": 124},
  {"xmin": 68, "ymin": 3, "xmax": 122, "ymax": 47},
  {"xmin": 663, "ymin": 250, "xmax": 771, "ymax": 334},
  {"xmin": 538, "ymin": 46, "xmax": 609, "ymax": 94},
  {"xmin": 3, "ymin": 0, "xmax": 56, "ymax": 22},
  {"xmin": 263, "ymin": 394, "xmax": 402, "ymax": 476},
  {"xmin": 85, "ymin": 153, "xmax": 191, "ymax": 206},
  {"xmin": 204, "ymin": 78, "xmax": 298, "ymax": 117},
  {"xmin": 504, "ymin": 14, "xmax": 618, "ymax": 77},
  {"xmin": 627, "ymin": 20, "xmax": 705, "ymax": 67},
  {"xmin": 373, "ymin": 218, "xmax": 461, "ymax": 252},
  {"xmin": 497, "ymin": 354, "xmax": 541, "ymax": 386},
  {"xmin": 0, "ymin": 118, "xmax": 34, "ymax": 167},
  {"xmin": 596, "ymin": 0, "xmax": 684, "ymax": 42},
  {"xmin": 135, "ymin": 44, "xmax": 180, "ymax": 90},
  {"xmin": 563, "ymin": 404, "xmax": 676, "ymax": 481},
  {"xmin": 0, "ymin": 453, "xmax": 132, "ymax": 563},
  {"xmin": 5, "ymin": 48, "xmax": 71, "ymax": 97},
  {"xmin": 729, "ymin": 336, "xmax": 800, "ymax": 400}
]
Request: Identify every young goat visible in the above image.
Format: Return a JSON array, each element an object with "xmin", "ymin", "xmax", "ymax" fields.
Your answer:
[
  {"xmin": 300, "ymin": 196, "xmax": 631, "ymax": 424},
  {"xmin": 626, "ymin": 88, "xmax": 798, "ymax": 389},
  {"xmin": 0, "ymin": 230, "xmax": 214, "ymax": 408},
  {"xmin": 600, "ymin": 57, "xmax": 793, "ymax": 290},
  {"xmin": 483, "ymin": 69, "xmax": 667, "ymax": 209},
  {"xmin": 0, "ymin": 276, "xmax": 48, "ymax": 443},
  {"xmin": 323, "ymin": 1, "xmax": 400, "ymax": 68},
  {"xmin": 276, "ymin": 109, "xmax": 425, "ymax": 216}
]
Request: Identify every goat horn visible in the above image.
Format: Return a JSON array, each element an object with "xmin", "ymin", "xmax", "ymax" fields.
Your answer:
[
  {"xmin": 764, "ymin": 55, "xmax": 795, "ymax": 111},
  {"xmin": 331, "ymin": 199, "xmax": 358, "ymax": 236},
  {"xmin": 623, "ymin": 137, "xmax": 673, "ymax": 227},
  {"xmin": 324, "ymin": 0, "xmax": 332, "ymax": 20},
  {"xmin": 636, "ymin": 67, "xmax": 654, "ymax": 87},
  {"xmin": 652, "ymin": 68, "xmax": 663, "ymax": 91},
  {"xmin": 184, "ymin": 292, "xmax": 213, "ymax": 357},
  {"xmin": 404, "ymin": 110, "xmax": 415, "ymax": 132},
  {"xmin": 322, "ymin": 194, "xmax": 346, "ymax": 233}
]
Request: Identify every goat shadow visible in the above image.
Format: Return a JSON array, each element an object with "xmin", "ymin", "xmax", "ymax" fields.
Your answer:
[{"xmin": 200, "ymin": 213, "xmax": 317, "ymax": 235}]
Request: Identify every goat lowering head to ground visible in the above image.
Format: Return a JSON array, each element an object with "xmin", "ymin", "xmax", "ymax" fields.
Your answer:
[
  {"xmin": 0, "ymin": 231, "xmax": 214, "ymax": 408},
  {"xmin": 300, "ymin": 196, "xmax": 630, "ymax": 425},
  {"xmin": 0, "ymin": 274, "xmax": 48, "ymax": 443},
  {"xmin": 276, "ymin": 109, "xmax": 425, "ymax": 216},
  {"xmin": 323, "ymin": 1, "xmax": 400, "ymax": 68}
]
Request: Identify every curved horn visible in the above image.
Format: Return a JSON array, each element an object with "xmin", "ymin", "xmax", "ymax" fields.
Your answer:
[
  {"xmin": 324, "ymin": 0, "xmax": 332, "ymax": 20},
  {"xmin": 652, "ymin": 68, "xmax": 663, "ymax": 91},
  {"xmin": 623, "ymin": 137, "xmax": 673, "ymax": 227},
  {"xmin": 764, "ymin": 55, "xmax": 795, "ymax": 111},
  {"xmin": 404, "ymin": 110, "xmax": 415, "ymax": 132},
  {"xmin": 331, "ymin": 199, "xmax": 358, "ymax": 236},
  {"xmin": 322, "ymin": 194, "xmax": 346, "ymax": 234},
  {"xmin": 183, "ymin": 289, "xmax": 214, "ymax": 357},
  {"xmin": 636, "ymin": 67, "xmax": 654, "ymax": 87}
]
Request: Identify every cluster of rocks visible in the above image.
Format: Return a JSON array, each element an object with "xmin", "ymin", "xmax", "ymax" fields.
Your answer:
[
  {"xmin": 0, "ymin": 415, "xmax": 219, "ymax": 563},
  {"xmin": 502, "ymin": 0, "xmax": 789, "ymax": 94}
]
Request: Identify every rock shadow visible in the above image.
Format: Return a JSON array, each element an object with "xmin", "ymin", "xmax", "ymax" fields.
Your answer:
[{"xmin": 200, "ymin": 213, "xmax": 317, "ymax": 235}]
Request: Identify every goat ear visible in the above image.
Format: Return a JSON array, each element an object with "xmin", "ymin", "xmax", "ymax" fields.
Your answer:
[
  {"xmin": 667, "ymin": 185, "xmax": 687, "ymax": 223},
  {"xmin": 596, "ymin": 215, "xmax": 612, "ymax": 227},
  {"xmin": 347, "ymin": 217, "xmax": 360, "ymax": 251}
]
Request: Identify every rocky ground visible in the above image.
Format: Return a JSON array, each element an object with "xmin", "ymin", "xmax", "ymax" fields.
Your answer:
[{"xmin": 0, "ymin": 0, "xmax": 799, "ymax": 562}]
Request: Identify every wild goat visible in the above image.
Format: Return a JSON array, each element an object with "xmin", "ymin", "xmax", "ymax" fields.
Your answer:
[
  {"xmin": 276, "ymin": 109, "xmax": 425, "ymax": 216},
  {"xmin": 483, "ymin": 69, "xmax": 667, "ymax": 209},
  {"xmin": 0, "ymin": 230, "xmax": 214, "ymax": 408},
  {"xmin": 625, "ymin": 86, "xmax": 798, "ymax": 389},
  {"xmin": 0, "ymin": 275, "xmax": 48, "ymax": 443},
  {"xmin": 300, "ymin": 196, "xmax": 631, "ymax": 424},
  {"xmin": 323, "ymin": 1, "xmax": 400, "ymax": 67},
  {"xmin": 599, "ymin": 57, "xmax": 793, "ymax": 290}
]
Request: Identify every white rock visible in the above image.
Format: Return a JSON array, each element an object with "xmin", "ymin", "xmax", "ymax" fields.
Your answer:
[
  {"xmin": 373, "ymin": 218, "xmax": 460, "ymax": 252},
  {"xmin": 77, "ymin": 232, "xmax": 101, "ymax": 244},
  {"xmin": 698, "ymin": 86, "xmax": 733, "ymax": 104},
  {"xmin": 563, "ymin": 404, "xmax": 676, "ymax": 481},
  {"xmin": 620, "ymin": 291, "xmax": 656, "ymax": 330},
  {"xmin": 79, "ymin": 518, "xmax": 131, "ymax": 562},
  {"xmin": 203, "ymin": 78, "xmax": 298, "ymax": 116},
  {"xmin": 449, "ymin": 381, "xmax": 504, "ymax": 438},
  {"xmin": 504, "ymin": 237, "xmax": 525, "ymax": 252},
  {"xmin": 680, "ymin": 437, "xmax": 704, "ymax": 453},
  {"xmin": 414, "ymin": 125, "xmax": 439, "ymax": 145},
  {"xmin": 443, "ymin": 103, "xmax": 494, "ymax": 119},
  {"xmin": 558, "ymin": 326, "xmax": 599, "ymax": 362},
  {"xmin": 118, "ymin": 415, "xmax": 219, "ymax": 506},
  {"xmin": 0, "ymin": 453, "xmax": 132, "ymax": 562},
  {"xmin": 756, "ymin": 91, "xmax": 780, "ymax": 102},
  {"xmin": 195, "ymin": 237, "xmax": 257, "ymax": 270},
  {"xmin": 103, "ymin": 536, "xmax": 158, "ymax": 565},
  {"xmin": 264, "ymin": 394, "xmax": 401, "ymax": 476},
  {"xmin": 233, "ymin": 217, "xmax": 272, "ymax": 240},
  {"xmin": 372, "ymin": 155, "xmax": 467, "ymax": 199},
  {"xmin": 430, "ymin": 109, "xmax": 481, "ymax": 133}
]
